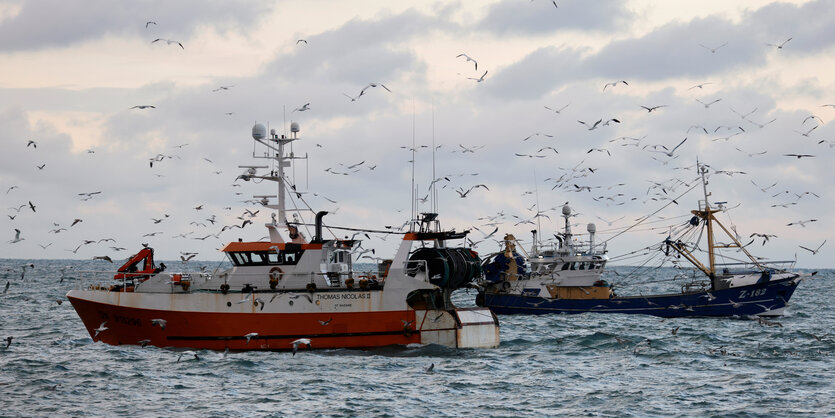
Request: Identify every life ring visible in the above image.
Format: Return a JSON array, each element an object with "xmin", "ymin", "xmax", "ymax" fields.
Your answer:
[
  {"xmin": 179, "ymin": 280, "xmax": 191, "ymax": 291},
  {"xmin": 306, "ymin": 283, "xmax": 317, "ymax": 293},
  {"xmin": 502, "ymin": 281, "xmax": 511, "ymax": 290}
]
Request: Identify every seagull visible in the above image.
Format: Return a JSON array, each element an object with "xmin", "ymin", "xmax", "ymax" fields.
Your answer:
[
  {"xmin": 3, "ymin": 282, "xmax": 8, "ymax": 294},
  {"xmin": 650, "ymin": 137, "xmax": 687, "ymax": 157},
  {"xmin": 292, "ymin": 103, "xmax": 310, "ymax": 112},
  {"xmin": 603, "ymin": 80, "xmax": 628, "ymax": 91},
  {"xmin": 456, "ymin": 53, "xmax": 478, "ymax": 71},
  {"xmin": 359, "ymin": 82, "xmax": 392, "ymax": 96},
  {"xmin": 244, "ymin": 332, "xmax": 259, "ymax": 344},
  {"xmin": 151, "ymin": 318, "xmax": 167, "ymax": 330},
  {"xmin": 145, "ymin": 21, "xmax": 156, "ymax": 28},
  {"xmin": 291, "ymin": 338, "xmax": 311, "ymax": 355},
  {"xmin": 696, "ymin": 98, "xmax": 722, "ymax": 108},
  {"xmin": 93, "ymin": 256, "xmax": 113, "ymax": 263},
  {"xmin": 467, "ymin": 71, "xmax": 488, "ymax": 83},
  {"xmin": 93, "ymin": 322, "xmax": 108, "ymax": 340},
  {"xmin": 799, "ymin": 240, "xmax": 826, "ymax": 255},
  {"xmin": 578, "ymin": 118, "xmax": 620, "ymax": 130},
  {"xmin": 296, "ymin": 39, "xmax": 308, "ymax": 45},
  {"xmin": 688, "ymin": 82, "xmax": 713, "ymax": 90},
  {"xmin": 699, "ymin": 42, "xmax": 728, "ymax": 53},
  {"xmin": 318, "ymin": 318, "xmax": 333, "ymax": 326},
  {"xmin": 9, "ymin": 229, "xmax": 24, "ymax": 243},
  {"xmin": 766, "ymin": 37, "xmax": 792, "ymax": 49},
  {"xmin": 26, "ymin": 140, "xmax": 37, "ymax": 148},
  {"xmin": 425, "ymin": 363, "xmax": 435, "ymax": 373},
  {"xmin": 640, "ymin": 105, "xmax": 667, "ymax": 113},
  {"xmin": 177, "ymin": 351, "xmax": 200, "ymax": 362},
  {"xmin": 212, "ymin": 85, "xmax": 235, "ymax": 92},
  {"xmin": 130, "ymin": 105, "xmax": 156, "ymax": 109},
  {"xmin": 151, "ymin": 38, "xmax": 184, "ymax": 49},
  {"xmin": 544, "ymin": 104, "xmax": 570, "ymax": 114},
  {"xmin": 783, "ymin": 154, "xmax": 815, "ymax": 159},
  {"xmin": 28, "ymin": 201, "xmax": 36, "ymax": 212},
  {"xmin": 138, "ymin": 339, "xmax": 151, "ymax": 347},
  {"xmin": 793, "ymin": 125, "xmax": 817, "ymax": 137}
]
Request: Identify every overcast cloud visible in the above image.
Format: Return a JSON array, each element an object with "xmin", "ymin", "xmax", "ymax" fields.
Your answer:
[{"xmin": 1, "ymin": 0, "xmax": 833, "ymax": 269}]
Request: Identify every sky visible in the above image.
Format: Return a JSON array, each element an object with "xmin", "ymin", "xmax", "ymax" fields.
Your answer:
[{"xmin": 1, "ymin": 0, "xmax": 833, "ymax": 269}]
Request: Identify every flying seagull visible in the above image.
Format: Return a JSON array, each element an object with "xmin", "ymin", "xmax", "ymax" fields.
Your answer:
[
  {"xmin": 766, "ymin": 37, "xmax": 792, "ymax": 49},
  {"xmin": 93, "ymin": 322, "xmax": 108, "ymax": 340},
  {"xmin": 296, "ymin": 39, "xmax": 308, "ymax": 45},
  {"xmin": 799, "ymin": 240, "xmax": 826, "ymax": 255},
  {"xmin": 467, "ymin": 71, "xmax": 488, "ymax": 83},
  {"xmin": 603, "ymin": 80, "xmax": 628, "ymax": 91},
  {"xmin": 292, "ymin": 103, "xmax": 310, "ymax": 112},
  {"xmin": 699, "ymin": 42, "xmax": 728, "ymax": 53},
  {"xmin": 696, "ymin": 98, "xmax": 722, "ymax": 108},
  {"xmin": 456, "ymin": 53, "xmax": 478, "ymax": 71},
  {"xmin": 151, "ymin": 38, "xmax": 184, "ymax": 49},
  {"xmin": 651, "ymin": 137, "xmax": 687, "ymax": 157},
  {"xmin": 291, "ymin": 338, "xmax": 312, "ymax": 355},
  {"xmin": 9, "ymin": 229, "xmax": 24, "ymax": 243},
  {"xmin": 145, "ymin": 21, "xmax": 156, "ymax": 28},
  {"xmin": 641, "ymin": 105, "xmax": 667, "ymax": 113},
  {"xmin": 131, "ymin": 105, "xmax": 156, "ymax": 110}
]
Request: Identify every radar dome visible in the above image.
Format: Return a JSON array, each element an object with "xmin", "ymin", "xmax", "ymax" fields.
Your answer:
[
  {"xmin": 587, "ymin": 223, "xmax": 596, "ymax": 233},
  {"xmin": 252, "ymin": 123, "xmax": 267, "ymax": 140},
  {"xmin": 290, "ymin": 122, "xmax": 300, "ymax": 133},
  {"xmin": 562, "ymin": 205, "xmax": 572, "ymax": 216}
]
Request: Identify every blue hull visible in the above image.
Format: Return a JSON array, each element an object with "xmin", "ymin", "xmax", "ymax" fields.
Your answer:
[{"xmin": 479, "ymin": 276, "xmax": 800, "ymax": 318}]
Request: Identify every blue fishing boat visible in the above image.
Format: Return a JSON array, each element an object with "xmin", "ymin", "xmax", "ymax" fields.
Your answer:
[{"xmin": 476, "ymin": 164, "xmax": 808, "ymax": 318}]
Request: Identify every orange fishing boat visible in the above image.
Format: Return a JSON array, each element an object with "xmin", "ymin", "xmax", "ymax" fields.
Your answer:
[{"xmin": 67, "ymin": 123, "xmax": 499, "ymax": 351}]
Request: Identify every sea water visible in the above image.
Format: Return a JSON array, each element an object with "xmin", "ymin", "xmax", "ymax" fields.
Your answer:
[{"xmin": 1, "ymin": 260, "xmax": 832, "ymax": 416}]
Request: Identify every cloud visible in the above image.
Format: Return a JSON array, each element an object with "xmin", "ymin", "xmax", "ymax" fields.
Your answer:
[
  {"xmin": 477, "ymin": 0, "xmax": 631, "ymax": 35},
  {"xmin": 0, "ymin": 0, "xmax": 271, "ymax": 51}
]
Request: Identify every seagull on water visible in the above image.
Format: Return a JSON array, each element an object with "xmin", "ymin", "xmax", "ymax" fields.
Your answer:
[
  {"xmin": 291, "ymin": 338, "xmax": 311, "ymax": 355},
  {"xmin": 177, "ymin": 350, "xmax": 200, "ymax": 362}
]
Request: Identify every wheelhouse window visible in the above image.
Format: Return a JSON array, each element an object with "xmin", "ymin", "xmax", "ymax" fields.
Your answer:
[{"xmin": 227, "ymin": 249, "xmax": 304, "ymax": 266}]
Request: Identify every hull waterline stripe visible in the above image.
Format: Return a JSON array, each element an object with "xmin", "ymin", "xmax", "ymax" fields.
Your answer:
[{"xmin": 167, "ymin": 329, "xmax": 418, "ymax": 341}]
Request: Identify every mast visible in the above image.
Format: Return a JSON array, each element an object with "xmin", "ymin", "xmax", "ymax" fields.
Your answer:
[
  {"xmin": 700, "ymin": 163, "xmax": 717, "ymax": 277},
  {"xmin": 246, "ymin": 122, "xmax": 307, "ymax": 241},
  {"xmin": 666, "ymin": 161, "xmax": 765, "ymax": 282}
]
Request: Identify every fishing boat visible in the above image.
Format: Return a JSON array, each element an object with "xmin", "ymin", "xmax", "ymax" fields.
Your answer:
[
  {"xmin": 67, "ymin": 123, "xmax": 500, "ymax": 351},
  {"xmin": 476, "ymin": 163, "xmax": 807, "ymax": 318}
]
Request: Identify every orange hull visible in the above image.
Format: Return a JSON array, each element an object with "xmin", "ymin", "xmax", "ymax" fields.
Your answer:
[{"xmin": 68, "ymin": 295, "xmax": 420, "ymax": 351}]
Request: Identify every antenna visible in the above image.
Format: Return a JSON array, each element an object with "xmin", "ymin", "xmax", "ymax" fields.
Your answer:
[
  {"xmin": 431, "ymin": 98, "xmax": 437, "ymax": 214},
  {"xmin": 410, "ymin": 98, "xmax": 416, "ymax": 228},
  {"xmin": 533, "ymin": 169, "xmax": 541, "ymax": 247}
]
